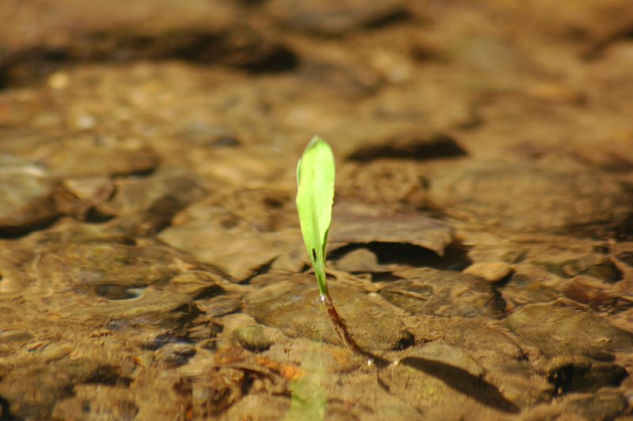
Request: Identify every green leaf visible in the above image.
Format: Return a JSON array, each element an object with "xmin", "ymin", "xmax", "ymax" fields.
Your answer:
[{"xmin": 296, "ymin": 136, "xmax": 335, "ymax": 297}]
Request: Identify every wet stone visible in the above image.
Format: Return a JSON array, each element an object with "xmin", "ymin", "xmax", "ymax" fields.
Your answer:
[
  {"xmin": 499, "ymin": 273, "xmax": 562, "ymax": 309},
  {"xmin": 52, "ymin": 386, "xmax": 139, "ymax": 421},
  {"xmin": 0, "ymin": 157, "xmax": 59, "ymax": 235},
  {"xmin": 244, "ymin": 276, "xmax": 413, "ymax": 351},
  {"xmin": 112, "ymin": 173, "xmax": 207, "ymax": 236},
  {"xmin": 615, "ymin": 251, "xmax": 633, "ymax": 267},
  {"xmin": 160, "ymin": 187, "xmax": 307, "ymax": 280},
  {"xmin": 379, "ymin": 267, "xmax": 506, "ymax": 319},
  {"xmin": 443, "ymin": 319, "xmax": 553, "ymax": 407},
  {"xmin": 561, "ymin": 388, "xmax": 629, "ymax": 421},
  {"xmin": 444, "ymin": 319, "xmax": 526, "ymax": 367},
  {"xmin": 535, "ymin": 255, "xmax": 623, "ymax": 284},
  {"xmin": 429, "ymin": 160, "xmax": 632, "ymax": 233},
  {"xmin": 332, "ymin": 247, "xmax": 382, "ymax": 273},
  {"xmin": 506, "ymin": 302, "xmax": 633, "ymax": 360},
  {"xmin": 154, "ymin": 343, "xmax": 197, "ymax": 368},
  {"xmin": 31, "ymin": 228, "xmax": 184, "ymax": 293},
  {"xmin": 562, "ymin": 276, "xmax": 633, "ymax": 313},
  {"xmin": 546, "ymin": 356, "xmax": 627, "ymax": 394},
  {"xmin": 380, "ymin": 345, "xmax": 520, "ymax": 418},
  {"xmin": 337, "ymin": 160, "xmax": 427, "ymax": 206},
  {"xmin": 266, "ymin": 0, "xmax": 407, "ymax": 36},
  {"xmin": 463, "ymin": 261, "xmax": 513, "ymax": 283},
  {"xmin": 43, "ymin": 142, "xmax": 159, "ymax": 178},
  {"xmin": 407, "ymin": 342, "xmax": 485, "ymax": 378},
  {"xmin": 160, "ymin": 224, "xmax": 302, "ymax": 281},
  {"xmin": 0, "ymin": 358, "xmax": 119, "ymax": 420},
  {"xmin": 330, "ymin": 201, "xmax": 454, "ymax": 256},
  {"xmin": 345, "ymin": 132, "xmax": 466, "ymax": 162},
  {"xmin": 58, "ymin": 176, "xmax": 116, "ymax": 220},
  {"xmin": 233, "ymin": 325, "xmax": 274, "ymax": 353}
]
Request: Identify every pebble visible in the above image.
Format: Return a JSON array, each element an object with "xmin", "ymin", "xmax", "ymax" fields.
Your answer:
[{"xmin": 463, "ymin": 262, "xmax": 513, "ymax": 283}]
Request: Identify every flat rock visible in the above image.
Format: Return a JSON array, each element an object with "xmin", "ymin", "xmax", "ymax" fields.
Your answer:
[
  {"xmin": 112, "ymin": 173, "xmax": 207, "ymax": 235},
  {"xmin": 160, "ymin": 224, "xmax": 303, "ymax": 281},
  {"xmin": 330, "ymin": 201, "xmax": 453, "ymax": 256},
  {"xmin": 0, "ymin": 156, "xmax": 59, "ymax": 235},
  {"xmin": 266, "ymin": 0, "xmax": 407, "ymax": 36},
  {"xmin": 463, "ymin": 262, "xmax": 513, "ymax": 283},
  {"xmin": 0, "ymin": 358, "xmax": 122, "ymax": 420},
  {"xmin": 333, "ymin": 247, "xmax": 382, "ymax": 273},
  {"xmin": 244, "ymin": 276, "xmax": 413, "ymax": 351},
  {"xmin": 31, "ymin": 227, "xmax": 183, "ymax": 293},
  {"xmin": 506, "ymin": 302, "xmax": 633, "ymax": 359},
  {"xmin": 380, "ymin": 344, "xmax": 520, "ymax": 417},
  {"xmin": 159, "ymin": 186, "xmax": 305, "ymax": 280},
  {"xmin": 546, "ymin": 355, "xmax": 627, "ymax": 394},
  {"xmin": 534, "ymin": 255, "xmax": 622, "ymax": 284},
  {"xmin": 379, "ymin": 267, "xmax": 506, "ymax": 319},
  {"xmin": 409, "ymin": 342, "xmax": 485, "ymax": 377},
  {"xmin": 499, "ymin": 273, "xmax": 562, "ymax": 309},
  {"xmin": 429, "ymin": 160, "xmax": 632, "ymax": 233},
  {"xmin": 232, "ymin": 325, "xmax": 274, "ymax": 353}
]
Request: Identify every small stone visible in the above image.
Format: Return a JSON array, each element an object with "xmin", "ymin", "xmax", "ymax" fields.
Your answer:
[
  {"xmin": 233, "ymin": 325, "xmax": 274, "ymax": 352},
  {"xmin": 47, "ymin": 72, "xmax": 69, "ymax": 90},
  {"xmin": 463, "ymin": 262, "xmax": 513, "ymax": 283},
  {"xmin": 546, "ymin": 355, "xmax": 627, "ymax": 394},
  {"xmin": 0, "ymin": 157, "xmax": 58, "ymax": 235},
  {"xmin": 334, "ymin": 248, "xmax": 381, "ymax": 273}
]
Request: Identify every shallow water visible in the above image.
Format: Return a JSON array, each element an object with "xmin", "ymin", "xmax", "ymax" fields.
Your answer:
[{"xmin": 1, "ymin": 1, "xmax": 633, "ymax": 420}]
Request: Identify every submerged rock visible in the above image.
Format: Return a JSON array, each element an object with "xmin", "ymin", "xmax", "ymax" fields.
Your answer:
[
  {"xmin": 266, "ymin": 0, "xmax": 407, "ymax": 36},
  {"xmin": 244, "ymin": 276, "xmax": 413, "ymax": 351},
  {"xmin": 0, "ymin": 156, "xmax": 59, "ymax": 235},
  {"xmin": 429, "ymin": 160, "xmax": 632, "ymax": 234},
  {"xmin": 463, "ymin": 262, "xmax": 513, "ymax": 283},
  {"xmin": 506, "ymin": 302, "xmax": 633, "ymax": 359},
  {"xmin": 546, "ymin": 355, "xmax": 627, "ymax": 394},
  {"xmin": 379, "ymin": 267, "xmax": 506, "ymax": 319},
  {"xmin": 380, "ymin": 344, "xmax": 520, "ymax": 418}
]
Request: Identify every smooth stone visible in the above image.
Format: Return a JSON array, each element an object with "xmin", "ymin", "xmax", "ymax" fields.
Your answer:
[
  {"xmin": 380, "ymin": 345, "xmax": 520, "ymax": 418},
  {"xmin": 333, "ymin": 248, "xmax": 381, "ymax": 273},
  {"xmin": 534, "ymin": 255, "xmax": 622, "ymax": 284},
  {"xmin": 429, "ymin": 160, "xmax": 631, "ymax": 233},
  {"xmin": 379, "ymin": 267, "xmax": 506, "ymax": 319},
  {"xmin": 0, "ymin": 157, "xmax": 58, "ymax": 234},
  {"xmin": 244, "ymin": 276, "xmax": 413, "ymax": 352},
  {"xmin": 499, "ymin": 274, "xmax": 562, "ymax": 309},
  {"xmin": 562, "ymin": 388, "xmax": 628, "ymax": 421},
  {"xmin": 233, "ymin": 325, "xmax": 274, "ymax": 353},
  {"xmin": 410, "ymin": 342, "xmax": 484, "ymax": 377},
  {"xmin": 266, "ymin": 0, "xmax": 407, "ymax": 36},
  {"xmin": 330, "ymin": 201, "xmax": 454, "ymax": 256},
  {"xmin": 113, "ymin": 173, "xmax": 207, "ymax": 236},
  {"xmin": 463, "ymin": 262, "xmax": 513, "ymax": 283},
  {"xmin": 506, "ymin": 302, "xmax": 633, "ymax": 359},
  {"xmin": 546, "ymin": 355, "xmax": 627, "ymax": 394}
]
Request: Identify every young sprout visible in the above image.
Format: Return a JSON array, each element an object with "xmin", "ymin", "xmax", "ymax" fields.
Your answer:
[
  {"xmin": 296, "ymin": 136, "xmax": 379, "ymax": 361},
  {"xmin": 296, "ymin": 136, "xmax": 335, "ymax": 299}
]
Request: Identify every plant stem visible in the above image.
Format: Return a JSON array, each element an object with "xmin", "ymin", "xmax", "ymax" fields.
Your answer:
[{"xmin": 320, "ymin": 293, "xmax": 390, "ymax": 368}]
